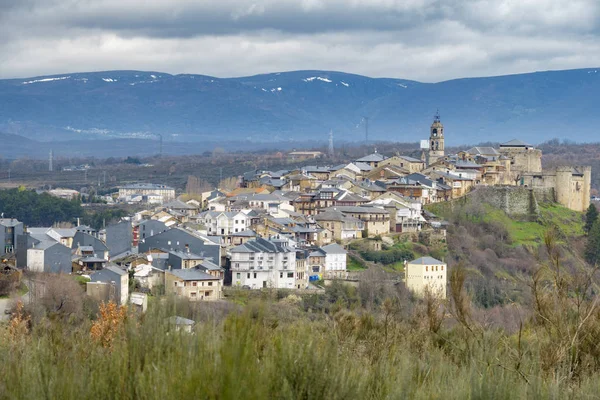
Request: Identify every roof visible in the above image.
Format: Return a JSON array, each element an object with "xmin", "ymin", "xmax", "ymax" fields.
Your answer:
[
  {"xmin": 313, "ymin": 209, "xmax": 362, "ymax": 223},
  {"xmin": 325, "ymin": 206, "xmax": 389, "ymax": 214},
  {"xmin": 398, "ymin": 155, "xmax": 423, "ymax": 163},
  {"xmin": 167, "ymin": 316, "xmax": 195, "ymax": 326},
  {"xmin": 167, "ymin": 268, "xmax": 219, "ymax": 281},
  {"xmin": 120, "ymin": 183, "xmax": 174, "ymax": 190},
  {"xmin": 453, "ymin": 160, "xmax": 482, "ymax": 169},
  {"xmin": 500, "ymin": 139, "xmax": 532, "ymax": 147},
  {"xmin": 353, "ymin": 162, "xmax": 374, "ymax": 171},
  {"xmin": 409, "ymin": 256, "xmax": 444, "ymax": 265},
  {"xmin": 195, "ymin": 259, "xmax": 222, "ymax": 271},
  {"xmin": 230, "ymin": 237, "xmax": 294, "ymax": 254},
  {"xmin": 169, "ymin": 249, "xmax": 204, "ymax": 260},
  {"xmin": 0, "ymin": 218, "xmax": 21, "ymax": 227},
  {"xmin": 163, "ymin": 199, "xmax": 197, "ymax": 210},
  {"xmin": 320, "ymin": 243, "xmax": 347, "ymax": 255},
  {"xmin": 466, "ymin": 147, "xmax": 500, "ymax": 156},
  {"xmin": 431, "ymin": 171, "xmax": 473, "ymax": 181},
  {"xmin": 52, "ymin": 228, "xmax": 77, "ymax": 237},
  {"xmin": 356, "ymin": 153, "xmax": 387, "ymax": 163},
  {"xmin": 81, "ymin": 256, "xmax": 108, "ymax": 263}
]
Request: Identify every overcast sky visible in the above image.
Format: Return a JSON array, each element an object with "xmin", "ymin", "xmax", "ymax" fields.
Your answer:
[{"xmin": 1, "ymin": 0, "xmax": 599, "ymax": 82}]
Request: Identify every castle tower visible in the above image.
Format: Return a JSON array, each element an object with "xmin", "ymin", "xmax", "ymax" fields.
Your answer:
[
  {"xmin": 428, "ymin": 110, "xmax": 445, "ymax": 166},
  {"xmin": 582, "ymin": 166, "xmax": 592, "ymax": 212},
  {"xmin": 555, "ymin": 166, "xmax": 574, "ymax": 210}
]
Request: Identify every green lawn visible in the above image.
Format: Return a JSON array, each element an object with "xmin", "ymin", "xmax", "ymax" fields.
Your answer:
[
  {"xmin": 346, "ymin": 256, "xmax": 367, "ymax": 271},
  {"xmin": 481, "ymin": 203, "xmax": 584, "ymax": 247}
]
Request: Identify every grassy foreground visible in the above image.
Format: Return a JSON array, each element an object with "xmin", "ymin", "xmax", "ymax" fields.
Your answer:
[{"xmin": 2, "ymin": 280, "xmax": 600, "ymax": 399}]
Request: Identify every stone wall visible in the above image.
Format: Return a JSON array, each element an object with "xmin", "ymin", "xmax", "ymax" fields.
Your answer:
[{"xmin": 467, "ymin": 186, "xmax": 553, "ymax": 219}]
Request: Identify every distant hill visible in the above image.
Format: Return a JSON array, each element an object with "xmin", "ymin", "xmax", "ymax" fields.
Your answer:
[{"xmin": 0, "ymin": 68, "xmax": 599, "ymax": 146}]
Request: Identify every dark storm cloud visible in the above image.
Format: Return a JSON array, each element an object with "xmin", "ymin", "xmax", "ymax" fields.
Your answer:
[{"xmin": 0, "ymin": 0, "xmax": 598, "ymax": 81}]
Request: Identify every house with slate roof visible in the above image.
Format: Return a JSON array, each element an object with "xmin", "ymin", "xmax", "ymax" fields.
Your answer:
[
  {"xmin": 165, "ymin": 268, "xmax": 223, "ymax": 301},
  {"xmin": 355, "ymin": 152, "xmax": 388, "ymax": 168},
  {"xmin": 307, "ymin": 243, "xmax": 348, "ymax": 279},
  {"xmin": 230, "ymin": 237, "xmax": 297, "ymax": 289},
  {"xmin": 405, "ymin": 256, "xmax": 447, "ymax": 299}
]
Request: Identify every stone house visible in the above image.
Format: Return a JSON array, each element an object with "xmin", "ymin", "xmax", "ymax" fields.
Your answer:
[
  {"xmin": 321, "ymin": 206, "xmax": 390, "ymax": 237},
  {"xmin": 165, "ymin": 268, "xmax": 223, "ymax": 301},
  {"xmin": 405, "ymin": 256, "xmax": 447, "ymax": 299},
  {"xmin": 313, "ymin": 209, "xmax": 364, "ymax": 241}
]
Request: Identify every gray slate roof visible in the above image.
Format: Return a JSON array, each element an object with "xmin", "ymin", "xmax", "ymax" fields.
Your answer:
[
  {"xmin": 356, "ymin": 153, "xmax": 387, "ymax": 163},
  {"xmin": 500, "ymin": 139, "xmax": 531, "ymax": 147},
  {"xmin": 320, "ymin": 243, "xmax": 347, "ymax": 254},
  {"xmin": 168, "ymin": 268, "xmax": 218, "ymax": 281},
  {"xmin": 410, "ymin": 256, "xmax": 444, "ymax": 265}
]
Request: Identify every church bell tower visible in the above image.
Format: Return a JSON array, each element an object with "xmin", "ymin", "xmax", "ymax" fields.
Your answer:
[{"xmin": 428, "ymin": 110, "xmax": 445, "ymax": 166}]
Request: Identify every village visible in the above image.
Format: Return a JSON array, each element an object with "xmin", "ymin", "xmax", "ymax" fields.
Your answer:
[{"xmin": 0, "ymin": 114, "xmax": 592, "ymax": 313}]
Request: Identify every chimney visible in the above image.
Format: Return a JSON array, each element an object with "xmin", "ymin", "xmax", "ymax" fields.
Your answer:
[
  {"xmin": 77, "ymin": 217, "xmax": 80, "ymax": 227},
  {"xmin": 185, "ymin": 244, "xmax": 190, "ymax": 253}
]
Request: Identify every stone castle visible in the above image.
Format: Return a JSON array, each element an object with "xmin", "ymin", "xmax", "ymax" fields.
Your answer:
[{"xmin": 424, "ymin": 114, "xmax": 591, "ymax": 212}]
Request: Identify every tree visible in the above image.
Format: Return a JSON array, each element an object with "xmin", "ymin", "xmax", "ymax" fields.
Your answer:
[
  {"xmin": 186, "ymin": 176, "xmax": 212, "ymax": 195},
  {"xmin": 584, "ymin": 204, "xmax": 598, "ymax": 234},
  {"xmin": 585, "ymin": 220, "xmax": 600, "ymax": 265},
  {"xmin": 218, "ymin": 176, "xmax": 239, "ymax": 192}
]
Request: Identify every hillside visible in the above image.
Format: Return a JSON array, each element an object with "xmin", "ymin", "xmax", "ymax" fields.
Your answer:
[
  {"xmin": 0, "ymin": 68, "xmax": 599, "ymax": 145},
  {"xmin": 428, "ymin": 195, "xmax": 586, "ymax": 308}
]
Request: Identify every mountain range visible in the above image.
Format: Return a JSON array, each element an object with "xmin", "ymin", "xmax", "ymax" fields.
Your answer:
[{"xmin": 0, "ymin": 67, "xmax": 599, "ymax": 156}]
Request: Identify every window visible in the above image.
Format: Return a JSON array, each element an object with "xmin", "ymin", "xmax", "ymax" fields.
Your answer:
[
  {"xmin": 287, "ymin": 272, "xmax": 294, "ymax": 278},
  {"xmin": 208, "ymin": 282, "xmax": 213, "ymax": 286},
  {"xmin": 425, "ymin": 266, "xmax": 428, "ymax": 271},
  {"xmin": 441, "ymin": 266, "xmax": 444, "ymax": 271},
  {"xmin": 280, "ymin": 272, "xmax": 283, "ymax": 278},
  {"xmin": 190, "ymin": 292, "xmax": 197, "ymax": 297},
  {"xmin": 192, "ymin": 282, "xmax": 197, "ymax": 286},
  {"xmin": 435, "ymin": 266, "xmax": 438, "ymax": 271},
  {"xmin": 253, "ymin": 273, "xmax": 257, "ymax": 278},
  {"xmin": 174, "ymin": 282, "xmax": 177, "ymax": 286},
  {"xmin": 247, "ymin": 273, "xmax": 250, "ymax": 278},
  {"xmin": 205, "ymin": 291, "xmax": 210, "ymax": 297},
  {"xmin": 236, "ymin": 273, "xmax": 241, "ymax": 279}
]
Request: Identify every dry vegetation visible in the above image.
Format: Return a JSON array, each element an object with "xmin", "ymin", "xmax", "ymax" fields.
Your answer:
[{"xmin": 2, "ymin": 238, "xmax": 600, "ymax": 399}]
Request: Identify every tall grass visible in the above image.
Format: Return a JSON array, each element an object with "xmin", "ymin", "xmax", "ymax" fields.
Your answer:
[{"xmin": 1, "ymin": 292, "xmax": 600, "ymax": 400}]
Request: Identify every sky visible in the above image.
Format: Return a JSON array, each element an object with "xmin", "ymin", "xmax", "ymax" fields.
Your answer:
[{"xmin": 1, "ymin": 0, "xmax": 599, "ymax": 82}]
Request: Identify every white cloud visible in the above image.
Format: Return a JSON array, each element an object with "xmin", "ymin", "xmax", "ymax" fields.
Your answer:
[{"xmin": 0, "ymin": 0, "xmax": 598, "ymax": 80}]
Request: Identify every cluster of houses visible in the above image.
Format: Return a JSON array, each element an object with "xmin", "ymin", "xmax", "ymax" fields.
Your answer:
[{"xmin": 9, "ymin": 117, "xmax": 583, "ymax": 303}]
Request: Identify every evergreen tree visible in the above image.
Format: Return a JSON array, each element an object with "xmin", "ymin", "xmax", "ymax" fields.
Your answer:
[
  {"xmin": 584, "ymin": 204, "xmax": 599, "ymax": 234},
  {"xmin": 585, "ymin": 219, "xmax": 600, "ymax": 265}
]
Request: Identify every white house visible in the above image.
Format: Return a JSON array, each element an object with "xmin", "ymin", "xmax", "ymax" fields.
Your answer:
[
  {"xmin": 230, "ymin": 237, "xmax": 297, "ymax": 289},
  {"xmin": 196, "ymin": 211, "xmax": 249, "ymax": 235},
  {"xmin": 405, "ymin": 256, "xmax": 447, "ymax": 299},
  {"xmin": 308, "ymin": 243, "xmax": 347, "ymax": 279}
]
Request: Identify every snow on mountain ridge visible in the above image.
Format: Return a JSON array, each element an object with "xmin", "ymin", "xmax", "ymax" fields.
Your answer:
[{"xmin": 22, "ymin": 76, "xmax": 71, "ymax": 85}]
